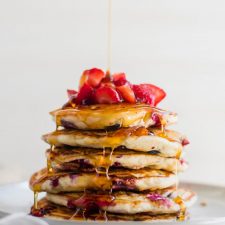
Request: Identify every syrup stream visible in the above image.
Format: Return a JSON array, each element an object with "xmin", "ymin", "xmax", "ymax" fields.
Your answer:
[{"xmin": 107, "ymin": 0, "xmax": 112, "ymax": 71}]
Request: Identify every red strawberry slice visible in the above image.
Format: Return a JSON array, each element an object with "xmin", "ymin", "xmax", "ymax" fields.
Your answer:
[
  {"xmin": 133, "ymin": 84, "xmax": 166, "ymax": 106},
  {"xmin": 79, "ymin": 68, "xmax": 105, "ymax": 88},
  {"xmin": 116, "ymin": 82, "xmax": 136, "ymax": 103},
  {"xmin": 76, "ymin": 83, "xmax": 93, "ymax": 105},
  {"xmin": 67, "ymin": 89, "xmax": 77, "ymax": 99},
  {"xmin": 99, "ymin": 76, "xmax": 115, "ymax": 88},
  {"xmin": 182, "ymin": 138, "xmax": 190, "ymax": 146},
  {"xmin": 94, "ymin": 86, "xmax": 121, "ymax": 104},
  {"xmin": 112, "ymin": 73, "xmax": 127, "ymax": 86}
]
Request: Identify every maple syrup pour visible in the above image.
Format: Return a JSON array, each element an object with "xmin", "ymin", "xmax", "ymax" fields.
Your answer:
[
  {"xmin": 33, "ymin": 191, "xmax": 38, "ymax": 209},
  {"xmin": 107, "ymin": 0, "xmax": 112, "ymax": 71},
  {"xmin": 47, "ymin": 158, "xmax": 53, "ymax": 173},
  {"xmin": 93, "ymin": 147, "xmax": 113, "ymax": 179},
  {"xmin": 174, "ymin": 196, "xmax": 186, "ymax": 221}
]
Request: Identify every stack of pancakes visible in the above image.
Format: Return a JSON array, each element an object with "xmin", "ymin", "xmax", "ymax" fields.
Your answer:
[{"xmin": 29, "ymin": 104, "xmax": 196, "ymax": 222}]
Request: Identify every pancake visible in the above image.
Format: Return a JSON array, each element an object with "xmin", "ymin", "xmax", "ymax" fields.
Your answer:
[
  {"xmin": 43, "ymin": 127, "xmax": 186, "ymax": 158},
  {"xmin": 50, "ymin": 103, "xmax": 177, "ymax": 130},
  {"xmin": 31, "ymin": 198, "xmax": 180, "ymax": 221},
  {"xmin": 29, "ymin": 168, "xmax": 177, "ymax": 193},
  {"xmin": 46, "ymin": 189, "xmax": 196, "ymax": 215},
  {"xmin": 46, "ymin": 148, "xmax": 188, "ymax": 173}
]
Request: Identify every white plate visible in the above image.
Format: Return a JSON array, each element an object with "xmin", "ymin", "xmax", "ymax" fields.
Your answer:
[{"xmin": 0, "ymin": 182, "xmax": 225, "ymax": 225}]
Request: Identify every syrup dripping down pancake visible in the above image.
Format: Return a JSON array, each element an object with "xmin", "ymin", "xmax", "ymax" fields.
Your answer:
[
  {"xmin": 31, "ymin": 198, "xmax": 180, "ymax": 221},
  {"xmin": 43, "ymin": 127, "xmax": 187, "ymax": 158},
  {"xmin": 46, "ymin": 188, "xmax": 196, "ymax": 215},
  {"xmin": 50, "ymin": 103, "xmax": 177, "ymax": 130},
  {"xmin": 46, "ymin": 147, "xmax": 188, "ymax": 173}
]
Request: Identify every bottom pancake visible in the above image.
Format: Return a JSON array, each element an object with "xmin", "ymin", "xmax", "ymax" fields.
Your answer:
[
  {"xmin": 46, "ymin": 188, "xmax": 196, "ymax": 215},
  {"xmin": 31, "ymin": 198, "xmax": 182, "ymax": 222}
]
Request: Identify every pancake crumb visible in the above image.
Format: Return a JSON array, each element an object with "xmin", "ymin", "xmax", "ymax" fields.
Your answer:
[{"xmin": 200, "ymin": 201, "xmax": 207, "ymax": 207}]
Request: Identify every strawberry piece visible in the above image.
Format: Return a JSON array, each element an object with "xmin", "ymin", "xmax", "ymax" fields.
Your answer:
[
  {"xmin": 76, "ymin": 83, "xmax": 93, "ymax": 105},
  {"xmin": 116, "ymin": 82, "xmax": 136, "ymax": 103},
  {"xmin": 79, "ymin": 68, "xmax": 105, "ymax": 88},
  {"xmin": 67, "ymin": 89, "xmax": 77, "ymax": 98},
  {"xmin": 182, "ymin": 138, "xmax": 190, "ymax": 146},
  {"xmin": 99, "ymin": 76, "xmax": 115, "ymax": 88},
  {"xmin": 113, "ymin": 73, "xmax": 127, "ymax": 86},
  {"xmin": 94, "ymin": 86, "xmax": 121, "ymax": 104},
  {"xmin": 133, "ymin": 84, "xmax": 166, "ymax": 106}
]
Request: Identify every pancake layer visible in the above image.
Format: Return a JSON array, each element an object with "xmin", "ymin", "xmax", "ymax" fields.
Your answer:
[
  {"xmin": 51, "ymin": 103, "xmax": 177, "ymax": 130},
  {"xmin": 30, "ymin": 168, "xmax": 177, "ymax": 193},
  {"xmin": 43, "ymin": 127, "xmax": 186, "ymax": 158},
  {"xmin": 46, "ymin": 148, "xmax": 188, "ymax": 172}
]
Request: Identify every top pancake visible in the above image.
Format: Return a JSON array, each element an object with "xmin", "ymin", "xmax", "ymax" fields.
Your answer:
[{"xmin": 50, "ymin": 103, "xmax": 177, "ymax": 130}]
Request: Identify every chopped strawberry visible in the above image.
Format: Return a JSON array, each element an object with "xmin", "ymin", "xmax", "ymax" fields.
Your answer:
[
  {"xmin": 113, "ymin": 73, "xmax": 127, "ymax": 86},
  {"xmin": 94, "ymin": 86, "xmax": 121, "ymax": 104},
  {"xmin": 116, "ymin": 82, "xmax": 136, "ymax": 103},
  {"xmin": 133, "ymin": 84, "xmax": 166, "ymax": 106},
  {"xmin": 182, "ymin": 138, "xmax": 190, "ymax": 146},
  {"xmin": 99, "ymin": 76, "xmax": 115, "ymax": 88},
  {"xmin": 76, "ymin": 83, "xmax": 93, "ymax": 105},
  {"xmin": 67, "ymin": 89, "xmax": 77, "ymax": 99},
  {"xmin": 79, "ymin": 68, "xmax": 105, "ymax": 88}
]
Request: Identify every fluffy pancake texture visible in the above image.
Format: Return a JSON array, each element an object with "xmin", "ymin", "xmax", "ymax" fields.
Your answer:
[
  {"xmin": 46, "ymin": 147, "xmax": 188, "ymax": 172},
  {"xmin": 46, "ymin": 189, "xmax": 196, "ymax": 215},
  {"xmin": 51, "ymin": 103, "xmax": 177, "ymax": 130},
  {"xmin": 43, "ymin": 127, "xmax": 185, "ymax": 157},
  {"xmin": 29, "ymin": 168, "xmax": 177, "ymax": 193},
  {"xmin": 31, "ymin": 198, "xmax": 181, "ymax": 221}
]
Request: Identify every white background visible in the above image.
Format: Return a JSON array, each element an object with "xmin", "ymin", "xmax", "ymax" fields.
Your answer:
[{"xmin": 0, "ymin": 0, "xmax": 225, "ymax": 186}]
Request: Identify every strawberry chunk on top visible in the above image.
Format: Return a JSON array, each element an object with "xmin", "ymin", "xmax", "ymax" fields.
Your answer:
[
  {"xmin": 65, "ymin": 68, "xmax": 167, "ymax": 107},
  {"xmin": 94, "ymin": 86, "xmax": 121, "ymax": 104},
  {"xmin": 116, "ymin": 82, "xmax": 136, "ymax": 103},
  {"xmin": 76, "ymin": 83, "xmax": 94, "ymax": 105},
  {"xmin": 79, "ymin": 68, "xmax": 105, "ymax": 88},
  {"xmin": 67, "ymin": 89, "xmax": 77, "ymax": 99},
  {"xmin": 112, "ymin": 73, "xmax": 127, "ymax": 86},
  {"xmin": 133, "ymin": 84, "xmax": 166, "ymax": 107}
]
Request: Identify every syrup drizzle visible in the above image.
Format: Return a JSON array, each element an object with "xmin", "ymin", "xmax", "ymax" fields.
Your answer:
[
  {"xmin": 175, "ymin": 159, "xmax": 178, "ymax": 190},
  {"xmin": 174, "ymin": 196, "xmax": 186, "ymax": 221},
  {"xmin": 107, "ymin": 0, "xmax": 112, "ymax": 71},
  {"xmin": 159, "ymin": 112, "xmax": 184, "ymax": 221},
  {"xmin": 34, "ymin": 126, "xmax": 58, "ymax": 208},
  {"xmin": 69, "ymin": 208, "xmax": 81, "ymax": 220},
  {"xmin": 47, "ymin": 145, "xmax": 55, "ymax": 173},
  {"xmin": 34, "ymin": 191, "xmax": 38, "ymax": 210}
]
